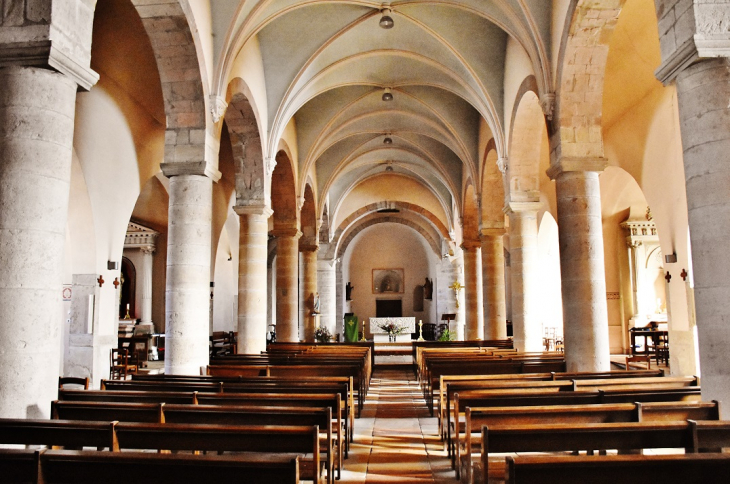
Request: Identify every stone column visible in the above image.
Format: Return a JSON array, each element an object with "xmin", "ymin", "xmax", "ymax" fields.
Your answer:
[
  {"xmin": 461, "ymin": 240, "xmax": 484, "ymax": 340},
  {"xmin": 548, "ymin": 161, "xmax": 610, "ymax": 372},
  {"xmin": 234, "ymin": 205, "xmax": 272, "ymax": 354},
  {"xmin": 274, "ymin": 228, "xmax": 301, "ymax": 342},
  {"xmin": 335, "ymin": 263, "xmax": 345, "ymax": 337},
  {"xmin": 318, "ymin": 257, "xmax": 337, "ymax": 335},
  {"xmin": 140, "ymin": 247, "xmax": 155, "ymax": 325},
  {"xmin": 300, "ymin": 244, "xmax": 319, "ymax": 342},
  {"xmin": 506, "ymin": 203, "xmax": 542, "ymax": 352},
  {"xmin": 481, "ymin": 229, "xmax": 507, "ymax": 339},
  {"xmin": 163, "ymin": 172, "xmax": 214, "ymax": 375},
  {"xmin": 0, "ymin": 55, "xmax": 96, "ymax": 417},
  {"xmin": 675, "ymin": 58, "xmax": 730, "ymax": 409}
]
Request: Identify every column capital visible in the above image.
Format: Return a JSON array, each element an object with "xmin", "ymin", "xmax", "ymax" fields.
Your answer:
[
  {"xmin": 503, "ymin": 201, "xmax": 541, "ymax": 215},
  {"xmin": 460, "ymin": 239, "xmax": 482, "ymax": 251},
  {"xmin": 271, "ymin": 228, "xmax": 302, "ymax": 239},
  {"xmin": 0, "ymin": 0, "xmax": 99, "ymax": 91},
  {"xmin": 140, "ymin": 246, "xmax": 156, "ymax": 255},
  {"xmin": 161, "ymin": 161, "xmax": 222, "ymax": 182},
  {"xmin": 299, "ymin": 236, "xmax": 319, "ymax": 253},
  {"xmin": 480, "ymin": 227, "xmax": 506, "ymax": 238},
  {"xmin": 546, "ymin": 157, "xmax": 608, "ymax": 180},
  {"xmin": 234, "ymin": 204, "xmax": 273, "ymax": 218}
]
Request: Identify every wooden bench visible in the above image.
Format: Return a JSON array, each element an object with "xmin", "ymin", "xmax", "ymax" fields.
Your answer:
[
  {"xmin": 479, "ymin": 420, "xmax": 730, "ymax": 484},
  {"xmin": 505, "ymin": 453, "xmax": 730, "ymax": 484},
  {"xmin": 0, "ymin": 419, "xmax": 324, "ymax": 484},
  {"xmin": 50, "ymin": 400, "xmax": 340, "ymax": 482},
  {"xmin": 0, "ymin": 449, "xmax": 300, "ymax": 484},
  {"xmin": 448, "ymin": 386, "xmax": 702, "ymax": 465},
  {"xmin": 457, "ymin": 400, "xmax": 720, "ymax": 482}
]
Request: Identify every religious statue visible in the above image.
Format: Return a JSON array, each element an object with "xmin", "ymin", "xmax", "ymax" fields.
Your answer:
[
  {"xmin": 423, "ymin": 278, "xmax": 433, "ymax": 300},
  {"xmin": 313, "ymin": 292, "xmax": 321, "ymax": 314},
  {"xmin": 345, "ymin": 282, "xmax": 354, "ymax": 301}
]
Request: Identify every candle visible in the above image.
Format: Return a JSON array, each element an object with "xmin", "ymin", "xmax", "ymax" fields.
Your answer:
[{"xmin": 126, "ymin": 303, "xmax": 129, "ymax": 310}]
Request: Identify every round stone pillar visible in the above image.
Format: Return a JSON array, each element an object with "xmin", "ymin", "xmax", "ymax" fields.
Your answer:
[
  {"xmin": 164, "ymin": 174, "xmax": 213, "ymax": 375},
  {"xmin": 549, "ymin": 162, "xmax": 610, "ymax": 372},
  {"xmin": 462, "ymin": 241, "xmax": 484, "ymax": 340},
  {"xmin": 317, "ymin": 258, "xmax": 337, "ymax": 335},
  {"xmin": 0, "ymin": 67, "xmax": 79, "ymax": 418},
  {"xmin": 274, "ymin": 229, "xmax": 301, "ymax": 342},
  {"xmin": 140, "ymin": 247, "xmax": 155, "ymax": 325},
  {"xmin": 235, "ymin": 205, "xmax": 272, "ymax": 354},
  {"xmin": 675, "ymin": 58, "xmax": 730, "ymax": 409},
  {"xmin": 481, "ymin": 230, "xmax": 507, "ymax": 339},
  {"xmin": 506, "ymin": 203, "xmax": 542, "ymax": 352},
  {"xmin": 300, "ymin": 245, "xmax": 319, "ymax": 342}
]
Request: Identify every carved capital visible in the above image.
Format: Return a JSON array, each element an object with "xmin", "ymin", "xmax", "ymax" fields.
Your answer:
[
  {"xmin": 210, "ymin": 95, "xmax": 228, "ymax": 123},
  {"xmin": 234, "ymin": 204, "xmax": 273, "ymax": 218},
  {"xmin": 539, "ymin": 92, "xmax": 555, "ymax": 120},
  {"xmin": 546, "ymin": 156, "xmax": 608, "ymax": 180},
  {"xmin": 161, "ymin": 161, "xmax": 222, "ymax": 182}
]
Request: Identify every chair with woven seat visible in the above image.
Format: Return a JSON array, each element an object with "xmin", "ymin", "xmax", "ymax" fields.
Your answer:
[{"xmin": 110, "ymin": 348, "xmax": 137, "ymax": 380}]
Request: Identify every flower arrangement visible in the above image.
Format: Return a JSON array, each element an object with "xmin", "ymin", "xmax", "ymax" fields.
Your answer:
[
  {"xmin": 378, "ymin": 321, "xmax": 407, "ymax": 336},
  {"xmin": 314, "ymin": 326, "xmax": 332, "ymax": 343}
]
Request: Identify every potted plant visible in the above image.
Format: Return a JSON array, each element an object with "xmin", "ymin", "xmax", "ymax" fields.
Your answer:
[{"xmin": 378, "ymin": 321, "xmax": 407, "ymax": 342}]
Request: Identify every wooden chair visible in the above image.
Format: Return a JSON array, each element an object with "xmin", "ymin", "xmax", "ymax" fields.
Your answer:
[
  {"xmin": 626, "ymin": 354, "xmax": 652, "ymax": 370},
  {"xmin": 58, "ymin": 376, "xmax": 90, "ymax": 390},
  {"xmin": 110, "ymin": 348, "xmax": 137, "ymax": 380}
]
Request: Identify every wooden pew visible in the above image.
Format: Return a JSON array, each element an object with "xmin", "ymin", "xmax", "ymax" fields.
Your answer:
[
  {"xmin": 50, "ymin": 401, "xmax": 340, "ymax": 482},
  {"xmin": 0, "ymin": 449, "xmax": 301, "ymax": 484},
  {"xmin": 448, "ymin": 386, "xmax": 701, "ymax": 464},
  {"xmin": 505, "ymin": 453, "xmax": 730, "ymax": 484},
  {"xmin": 480, "ymin": 420, "xmax": 730, "ymax": 484},
  {"xmin": 114, "ymin": 422, "xmax": 324, "ymax": 483},
  {"xmin": 0, "ymin": 418, "xmax": 119, "ymax": 450},
  {"xmin": 59, "ymin": 389, "xmax": 196, "ymax": 404},
  {"xmin": 458, "ymin": 400, "xmax": 721, "ymax": 482},
  {"xmin": 101, "ymin": 377, "xmax": 354, "ymax": 445},
  {"xmin": 437, "ymin": 370, "xmax": 665, "ymax": 435}
]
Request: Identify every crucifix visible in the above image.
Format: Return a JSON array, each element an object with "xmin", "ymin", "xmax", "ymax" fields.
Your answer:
[
  {"xmin": 664, "ymin": 271, "xmax": 671, "ymax": 283},
  {"xmin": 97, "ymin": 275, "xmax": 104, "ymax": 287},
  {"xmin": 449, "ymin": 281, "xmax": 464, "ymax": 308},
  {"xmin": 113, "ymin": 277, "xmax": 120, "ymax": 289}
]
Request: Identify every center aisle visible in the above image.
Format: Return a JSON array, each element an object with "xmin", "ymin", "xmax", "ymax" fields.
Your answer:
[{"xmin": 340, "ymin": 368, "xmax": 454, "ymax": 483}]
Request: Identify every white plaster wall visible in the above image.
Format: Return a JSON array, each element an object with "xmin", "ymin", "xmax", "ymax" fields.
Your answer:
[
  {"xmin": 537, "ymin": 214, "xmax": 563, "ymax": 335},
  {"xmin": 230, "ymin": 37, "xmax": 269, "ymax": 151},
  {"xmin": 342, "ymin": 224, "xmax": 437, "ymax": 338},
  {"xmin": 187, "ymin": 0, "xmax": 214, "ymax": 88},
  {"xmin": 213, "ymin": 211, "xmax": 239, "ymax": 333},
  {"xmin": 503, "ymin": 38, "xmax": 535, "ymax": 150}
]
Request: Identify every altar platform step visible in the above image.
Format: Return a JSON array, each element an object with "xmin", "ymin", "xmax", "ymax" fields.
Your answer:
[{"xmin": 374, "ymin": 342, "xmax": 412, "ymax": 356}]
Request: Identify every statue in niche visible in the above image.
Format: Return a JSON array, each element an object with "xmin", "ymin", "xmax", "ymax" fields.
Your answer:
[
  {"xmin": 346, "ymin": 282, "xmax": 354, "ymax": 301},
  {"xmin": 424, "ymin": 277, "xmax": 433, "ymax": 300}
]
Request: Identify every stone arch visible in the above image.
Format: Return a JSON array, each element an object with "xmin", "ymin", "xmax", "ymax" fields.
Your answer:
[
  {"xmin": 225, "ymin": 78, "xmax": 266, "ymax": 207},
  {"xmin": 271, "ymin": 150, "xmax": 299, "ymax": 231},
  {"xmin": 480, "ymin": 139, "xmax": 506, "ymax": 230},
  {"xmin": 462, "ymin": 182, "xmax": 480, "ymax": 243},
  {"xmin": 337, "ymin": 216, "xmax": 441, "ymax": 259},
  {"xmin": 129, "ymin": 0, "xmax": 211, "ymax": 168},
  {"xmin": 336, "ymin": 201, "xmax": 450, "ymax": 241},
  {"xmin": 552, "ymin": 0, "xmax": 627, "ymax": 162},
  {"xmin": 508, "ymin": 87, "xmax": 546, "ymax": 199}
]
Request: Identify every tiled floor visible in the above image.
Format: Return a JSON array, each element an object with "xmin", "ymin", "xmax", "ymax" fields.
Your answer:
[{"xmin": 340, "ymin": 368, "xmax": 454, "ymax": 483}]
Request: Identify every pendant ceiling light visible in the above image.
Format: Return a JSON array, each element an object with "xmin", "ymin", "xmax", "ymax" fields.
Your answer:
[
  {"xmin": 379, "ymin": 8, "xmax": 394, "ymax": 29},
  {"xmin": 382, "ymin": 87, "xmax": 393, "ymax": 102},
  {"xmin": 383, "ymin": 135, "xmax": 393, "ymax": 144}
]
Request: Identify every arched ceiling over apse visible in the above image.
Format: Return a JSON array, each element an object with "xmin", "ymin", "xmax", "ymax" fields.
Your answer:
[{"xmin": 213, "ymin": 1, "xmax": 553, "ymax": 234}]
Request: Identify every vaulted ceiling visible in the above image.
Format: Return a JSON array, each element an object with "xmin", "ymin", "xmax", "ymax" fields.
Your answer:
[{"xmin": 210, "ymin": 1, "xmax": 554, "ymax": 235}]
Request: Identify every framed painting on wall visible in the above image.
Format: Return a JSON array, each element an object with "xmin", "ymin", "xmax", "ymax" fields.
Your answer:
[{"xmin": 372, "ymin": 268, "xmax": 404, "ymax": 294}]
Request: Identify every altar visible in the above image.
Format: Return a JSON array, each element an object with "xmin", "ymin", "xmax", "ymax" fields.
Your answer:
[{"xmin": 369, "ymin": 317, "xmax": 416, "ymax": 343}]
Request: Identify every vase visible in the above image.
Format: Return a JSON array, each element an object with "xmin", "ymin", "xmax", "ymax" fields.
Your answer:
[{"xmin": 389, "ymin": 333, "xmax": 395, "ymax": 343}]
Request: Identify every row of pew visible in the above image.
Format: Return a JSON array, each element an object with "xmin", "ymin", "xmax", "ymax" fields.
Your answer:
[
  {"xmin": 0, "ymin": 343, "xmax": 373, "ymax": 484},
  {"xmin": 417, "ymin": 341, "xmax": 730, "ymax": 484}
]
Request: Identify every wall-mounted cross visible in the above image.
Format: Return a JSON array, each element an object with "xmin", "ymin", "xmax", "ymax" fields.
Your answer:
[
  {"xmin": 97, "ymin": 275, "xmax": 104, "ymax": 287},
  {"xmin": 113, "ymin": 277, "xmax": 120, "ymax": 289},
  {"xmin": 680, "ymin": 269, "xmax": 688, "ymax": 282},
  {"xmin": 664, "ymin": 271, "xmax": 671, "ymax": 283}
]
